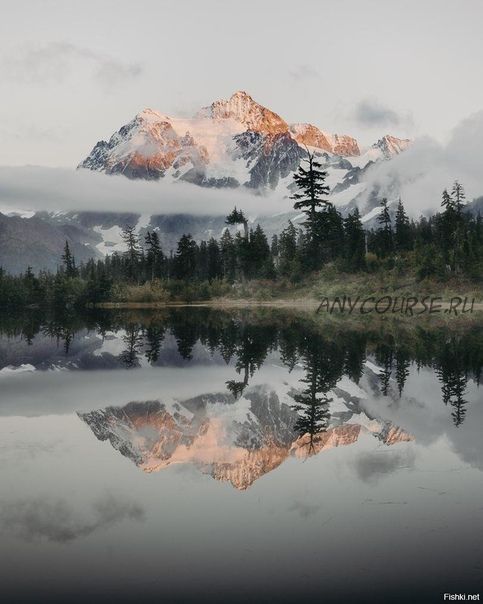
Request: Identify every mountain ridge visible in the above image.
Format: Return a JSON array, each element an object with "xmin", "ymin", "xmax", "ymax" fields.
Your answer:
[{"xmin": 79, "ymin": 90, "xmax": 411, "ymax": 192}]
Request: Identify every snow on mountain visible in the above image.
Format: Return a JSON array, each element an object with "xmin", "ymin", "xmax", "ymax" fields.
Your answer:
[
  {"xmin": 196, "ymin": 90, "xmax": 288, "ymax": 134},
  {"xmin": 350, "ymin": 134, "xmax": 412, "ymax": 168},
  {"xmin": 79, "ymin": 108, "xmax": 210, "ymax": 180},
  {"xmin": 375, "ymin": 134, "xmax": 412, "ymax": 158},
  {"xmin": 1, "ymin": 92, "xmax": 413, "ymax": 273},
  {"xmin": 289, "ymin": 122, "xmax": 360, "ymax": 156}
]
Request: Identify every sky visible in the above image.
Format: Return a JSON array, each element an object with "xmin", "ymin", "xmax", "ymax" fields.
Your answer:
[{"xmin": 1, "ymin": 0, "xmax": 483, "ymax": 168}]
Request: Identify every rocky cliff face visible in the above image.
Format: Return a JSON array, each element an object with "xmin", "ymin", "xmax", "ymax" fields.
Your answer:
[
  {"xmin": 79, "ymin": 90, "xmax": 410, "ymax": 192},
  {"xmin": 289, "ymin": 123, "xmax": 360, "ymax": 156},
  {"xmin": 372, "ymin": 134, "xmax": 411, "ymax": 159},
  {"xmin": 79, "ymin": 109, "xmax": 209, "ymax": 180},
  {"xmin": 197, "ymin": 90, "xmax": 289, "ymax": 135}
]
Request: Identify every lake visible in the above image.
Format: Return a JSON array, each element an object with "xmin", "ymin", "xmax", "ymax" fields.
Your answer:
[{"xmin": 1, "ymin": 308, "xmax": 482, "ymax": 603}]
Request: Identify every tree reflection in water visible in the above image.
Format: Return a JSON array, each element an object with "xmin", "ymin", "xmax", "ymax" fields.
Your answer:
[{"xmin": 0, "ymin": 308, "xmax": 481, "ymax": 428}]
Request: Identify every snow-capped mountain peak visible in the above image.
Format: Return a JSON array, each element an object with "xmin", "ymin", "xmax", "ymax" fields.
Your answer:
[
  {"xmin": 79, "ymin": 90, "xmax": 412, "ymax": 200},
  {"xmin": 289, "ymin": 122, "xmax": 360, "ymax": 156},
  {"xmin": 373, "ymin": 134, "xmax": 411, "ymax": 159},
  {"xmin": 196, "ymin": 90, "xmax": 289, "ymax": 134}
]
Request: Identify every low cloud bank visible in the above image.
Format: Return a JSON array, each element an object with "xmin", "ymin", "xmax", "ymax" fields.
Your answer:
[
  {"xmin": 0, "ymin": 166, "xmax": 293, "ymax": 217},
  {"xmin": 1, "ymin": 110, "xmax": 482, "ymax": 219},
  {"xmin": 363, "ymin": 110, "xmax": 483, "ymax": 216}
]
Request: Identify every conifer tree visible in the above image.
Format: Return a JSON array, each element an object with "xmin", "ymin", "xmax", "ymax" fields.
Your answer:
[
  {"xmin": 376, "ymin": 198, "xmax": 394, "ymax": 258},
  {"xmin": 290, "ymin": 150, "xmax": 330, "ymax": 219},
  {"xmin": 225, "ymin": 207, "xmax": 248, "ymax": 239},
  {"xmin": 394, "ymin": 199, "xmax": 412, "ymax": 252},
  {"xmin": 343, "ymin": 208, "xmax": 366, "ymax": 271},
  {"xmin": 61, "ymin": 240, "xmax": 77, "ymax": 278},
  {"xmin": 173, "ymin": 233, "xmax": 197, "ymax": 280},
  {"xmin": 290, "ymin": 150, "xmax": 331, "ymax": 268},
  {"xmin": 220, "ymin": 229, "xmax": 236, "ymax": 282},
  {"xmin": 207, "ymin": 238, "xmax": 223, "ymax": 280},
  {"xmin": 270, "ymin": 234, "xmax": 279, "ymax": 259},
  {"xmin": 278, "ymin": 221, "xmax": 298, "ymax": 274},
  {"xmin": 248, "ymin": 224, "xmax": 272, "ymax": 278},
  {"xmin": 440, "ymin": 183, "xmax": 467, "ymax": 272},
  {"xmin": 316, "ymin": 205, "xmax": 345, "ymax": 262},
  {"xmin": 144, "ymin": 230, "xmax": 164, "ymax": 280},
  {"xmin": 451, "ymin": 180, "xmax": 466, "ymax": 213},
  {"xmin": 197, "ymin": 240, "xmax": 209, "ymax": 280},
  {"xmin": 121, "ymin": 225, "xmax": 141, "ymax": 282}
]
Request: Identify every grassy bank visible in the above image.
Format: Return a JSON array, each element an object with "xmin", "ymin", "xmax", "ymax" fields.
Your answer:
[{"xmin": 99, "ymin": 266, "xmax": 483, "ymax": 308}]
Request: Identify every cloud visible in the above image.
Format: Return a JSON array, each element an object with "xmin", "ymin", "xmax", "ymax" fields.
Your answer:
[
  {"xmin": 354, "ymin": 449, "xmax": 415, "ymax": 485},
  {"xmin": 0, "ymin": 166, "xmax": 294, "ymax": 217},
  {"xmin": 361, "ymin": 110, "xmax": 483, "ymax": 216},
  {"xmin": 2, "ymin": 42, "xmax": 142, "ymax": 90},
  {"xmin": 0, "ymin": 493, "xmax": 144, "ymax": 543},
  {"xmin": 288, "ymin": 500, "xmax": 323, "ymax": 519},
  {"xmin": 289, "ymin": 64, "xmax": 320, "ymax": 81},
  {"xmin": 353, "ymin": 98, "xmax": 413, "ymax": 129}
]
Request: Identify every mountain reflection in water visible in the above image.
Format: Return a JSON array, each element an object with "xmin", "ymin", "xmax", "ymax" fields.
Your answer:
[
  {"xmin": 78, "ymin": 389, "xmax": 412, "ymax": 490},
  {"xmin": 1, "ymin": 308, "xmax": 483, "ymax": 603},
  {"xmin": 1, "ymin": 308, "xmax": 481, "ymax": 430}
]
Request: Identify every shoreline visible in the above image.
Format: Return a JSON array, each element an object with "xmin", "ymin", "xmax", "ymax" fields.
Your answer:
[{"xmin": 95, "ymin": 298, "xmax": 483, "ymax": 312}]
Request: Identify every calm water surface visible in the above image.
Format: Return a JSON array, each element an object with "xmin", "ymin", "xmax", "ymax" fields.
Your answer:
[{"xmin": 0, "ymin": 309, "xmax": 482, "ymax": 603}]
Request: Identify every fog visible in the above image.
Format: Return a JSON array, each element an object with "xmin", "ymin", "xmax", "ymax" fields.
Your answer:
[
  {"xmin": 363, "ymin": 110, "xmax": 483, "ymax": 216},
  {"xmin": 0, "ymin": 165, "xmax": 293, "ymax": 216}
]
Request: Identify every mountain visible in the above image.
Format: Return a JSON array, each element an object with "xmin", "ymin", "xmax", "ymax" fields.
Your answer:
[
  {"xmin": 197, "ymin": 89, "xmax": 289, "ymax": 134},
  {"xmin": 79, "ymin": 380, "xmax": 413, "ymax": 491},
  {"xmin": 289, "ymin": 123, "xmax": 360, "ymax": 156},
  {"xmin": 2, "ymin": 91, "xmax": 412, "ymax": 273},
  {"xmin": 79, "ymin": 90, "xmax": 410, "ymax": 194},
  {"xmin": 0, "ymin": 212, "xmax": 100, "ymax": 275}
]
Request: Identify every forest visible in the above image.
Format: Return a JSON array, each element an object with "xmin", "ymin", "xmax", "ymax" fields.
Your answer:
[{"xmin": 0, "ymin": 152, "xmax": 482, "ymax": 309}]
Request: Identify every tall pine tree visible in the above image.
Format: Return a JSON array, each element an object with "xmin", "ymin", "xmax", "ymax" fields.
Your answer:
[{"xmin": 290, "ymin": 150, "xmax": 331, "ymax": 269}]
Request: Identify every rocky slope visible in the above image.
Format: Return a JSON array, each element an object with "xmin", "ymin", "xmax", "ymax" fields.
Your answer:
[
  {"xmin": 289, "ymin": 123, "xmax": 360, "ymax": 156},
  {"xmin": 79, "ymin": 90, "xmax": 410, "ymax": 194},
  {"xmin": 0, "ymin": 212, "xmax": 100, "ymax": 274}
]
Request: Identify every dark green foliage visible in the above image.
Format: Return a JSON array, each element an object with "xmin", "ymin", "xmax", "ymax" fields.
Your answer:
[
  {"xmin": 278, "ymin": 221, "xmax": 298, "ymax": 277},
  {"xmin": 343, "ymin": 208, "xmax": 366, "ymax": 271},
  {"xmin": 173, "ymin": 234, "xmax": 197, "ymax": 280},
  {"xmin": 395, "ymin": 199, "xmax": 412, "ymax": 252},
  {"xmin": 220, "ymin": 229, "xmax": 236, "ymax": 282},
  {"xmin": 225, "ymin": 207, "xmax": 248, "ymax": 239},
  {"xmin": 290, "ymin": 150, "xmax": 330, "ymax": 218},
  {"xmin": 375, "ymin": 198, "xmax": 394, "ymax": 258},
  {"xmin": 61, "ymin": 241, "xmax": 77, "ymax": 278},
  {"xmin": 145, "ymin": 230, "xmax": 165, "ymax": 280},
  {"xmin": 290, "ymin": 150, "xmax": 332, "ymax": 269},
  {"xmin": 121, "ymin": 225, "xmax": 142, "ymax": 282}
]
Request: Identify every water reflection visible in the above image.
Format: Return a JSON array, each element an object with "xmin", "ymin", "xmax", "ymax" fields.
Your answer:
[
  {"xmin": 78, "ymin": 387, "xmax": 412, "ymax": 490},
  {"xmin": 1, "ymin": 309, "xmax": 481, "ymax": 429},
  {"xmin": 1, "ymin": 309, "xmax": 483, "ymax": 602}
]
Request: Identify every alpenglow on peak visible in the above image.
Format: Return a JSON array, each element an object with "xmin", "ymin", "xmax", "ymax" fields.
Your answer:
[{"xmin": 78, "ymin": 90, "xmax": 411, "ymax": 191}]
